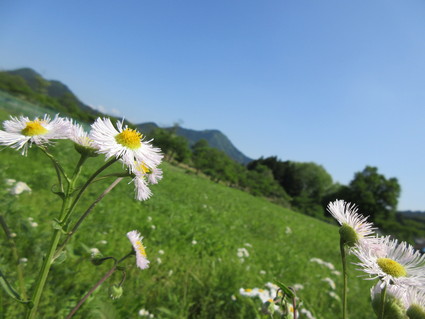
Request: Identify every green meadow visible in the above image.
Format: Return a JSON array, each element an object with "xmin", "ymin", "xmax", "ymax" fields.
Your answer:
[{"xmin": 0, "ymin": 98, "xmax": 374, "ymax": 318}]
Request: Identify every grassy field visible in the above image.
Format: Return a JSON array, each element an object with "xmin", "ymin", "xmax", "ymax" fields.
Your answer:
[{"xmin": 0, "ymin": 95, "xmax": 375, "ymax": 318}]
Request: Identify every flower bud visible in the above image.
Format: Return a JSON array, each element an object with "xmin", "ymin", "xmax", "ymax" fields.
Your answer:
[
  {"xmin": 109, "ymin": 285, "xmax": 123, "ymax": 300},
  {"xmin": 407, "ymin": 304, "xmax": 425, "ymax": 319}
]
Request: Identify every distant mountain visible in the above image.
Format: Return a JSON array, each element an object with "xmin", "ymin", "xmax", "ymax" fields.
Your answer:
[
  {"xmin": 136, "ymin": 122, "xmax": 253, "ymax": 165},
  {"xmin": 0, "ymin": 67, "xmax": 103, "ymax": 122},
  {"xmin": 0, "ymin": 67, "xmax": 253, "ymax": 165}
]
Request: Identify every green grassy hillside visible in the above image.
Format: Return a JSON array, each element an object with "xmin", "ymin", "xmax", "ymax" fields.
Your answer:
[
  {"xmin": 0, "ymin": 98, "xmax": 377, "ymax": 318},
  {"xmin": 0, "ymin": 137, "xmax": 374, "ymax": 318}
]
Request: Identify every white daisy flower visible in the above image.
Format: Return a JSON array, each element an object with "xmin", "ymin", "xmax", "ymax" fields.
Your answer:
[
  {"xmin": 89, "ymin": 118, "xmax": 162, "ymax": 169},
  {"xmin": 0, "ymin": 114, "xmax": 70, "ymax": 155},
  {"xmin": 353, "ymin": 236, "xmax": 425, "ymax": 288},
  {"xmin": 405, "ymin": 288, "xmax": 425, "ymax": 319},
  {"xmin": 127, "ymin": 230, "xmax": 149, "ymax": 270},
  {"xmin": 327, "ymin": 199, "xmax": 376, "ymax": 247},
  {"xmin": 68, "ymin": 121, "xmax": 98, "ymax": 155}
]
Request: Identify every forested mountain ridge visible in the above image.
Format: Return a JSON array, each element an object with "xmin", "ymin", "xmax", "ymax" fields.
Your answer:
[
  {"xmin": 0, "ymin": 68, "xmax": 103, "ymax": 122},
  {"xmin": 136, "ymin": 122, "xmax": 252, "ymax": 164},
  {"xmin": 0, "ymin": 67, "xmax": 252, "ymax": 164}
]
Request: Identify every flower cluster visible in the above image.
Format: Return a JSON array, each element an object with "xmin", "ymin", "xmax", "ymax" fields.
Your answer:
[
  {"xmin": 327, "ymin": 199, "xmax": 425, "ymax": 318},
  {"xmin": 0, "ymin": 115, "xmax": 163, "ymax": 201}
]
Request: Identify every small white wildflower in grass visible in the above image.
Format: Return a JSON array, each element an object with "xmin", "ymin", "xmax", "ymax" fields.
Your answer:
[
  {"xmin": 127, "ymin": 230, "xmax": 149, "ymax": 270},
  {"xmin": 19, "ymin": 258, "xmax": 28, "ymax": 263},
  {"xmin": 30, "ymin": 222, "xmax": 38, "ymax": 228},
  {"xmin": 5, "ymin": 179, "xmax": 16, "ymax": 186},
  {"xmin": 231, "ymin": 294, "xmax": 237, "ymax": 301},
  {"xmin": 191, "ymin": 240, "xmax": 197, "ymax": 245},
  {"xmin": 158, "ymin": 250, "xmax": 164, "ymax": 255},
  {"xmin": 310, "ymin": 257, "xmax": 335, "ymax": 270},
  {"xmin": 168, "ymin": 270, "xmax": 173, "ymax": 277},
  {"xmin": 237, "ymin": 248, "xmax": 249, "ymax": 258},
  {"xmin": 147, "ymin": 216, "xmax": 152, "ymax": 222},
  {"xmin": 138, "ymin": 308, "xmax": 151, "ymax": 317},
  {"xmin": 332, "ymin": 270, "xmax": 341, "ymax": 276},
  {"xmin": 259, "ymin": 270, "xmax": 267, "ymax": 275},
  {"xmin": 327, "ymin": 199, "xmax": 376, "ymax": 248},
  {"xmin": 244, "ymin": 243, "xmax": 252, "ymax": 248},
  {"xmin": 328, "ymin": 291, "xmax": 341, "ymax": 301},
  {"xmin": 150, "ymin": 224, "xmax": 156, "ymax": 230},
  {"xmin": 90, "ymin": 118, "xmax": 162, "ymax": 169},
  {"xmin": 10, "ymin": 181, "xmax": 31, "ymax": 195},
  {"xmin": 156, "ymin": 258, "xmax": 162, "ymax": 264},
  {"xmin": 98, "ymin": 240, "xmax": 107, "ymax": 245},
  {"xmin": 321, "ymin": 277, "xmax": 336, "ymax": 290},
  {"xmin": 292, "ymin": 283, "xmax": 304, "ymax": 291},
  {"xmin": 353, "ymin": 235, "xmax": 425, "ymax": 288},
  {"xmin": 0, "ymin": 114, "xmax": 70, "ymax": 155},
  {"xmin": 285, "ymin": 226, "xmax": 292, "ymax": 234},
  {"xmin": 90, "ymin": 248, "xmax": 100, "ymax": 256},
  {"xmin": 28, "ymin": 217, "xmax": 34, "ymax": 222},
  {"xmin": 300, "ymin": 308, "xmax": 316, "ymax": 319},
  {"xmin": 10, "ymin": 232, "xmax": 16, "ymax": 238}
]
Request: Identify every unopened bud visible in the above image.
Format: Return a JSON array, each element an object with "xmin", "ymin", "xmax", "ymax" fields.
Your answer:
[
  {"xmin": 109, "ymin": 285, "xmax": 123, "ymax": 300},
  {"xmin": 407, "ymin": 304, "xmax": 425, "ymax": 319}
]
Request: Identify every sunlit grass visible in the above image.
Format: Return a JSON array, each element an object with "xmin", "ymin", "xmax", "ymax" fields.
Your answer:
[{"xmin": 0, "ymin": 139, "xmax": 374, "ymax": 318}]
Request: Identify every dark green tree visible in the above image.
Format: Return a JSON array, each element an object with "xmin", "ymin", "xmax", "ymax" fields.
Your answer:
[{"xmin": 326, "ymin": 166, "xmax": 401, "ymax": 226}]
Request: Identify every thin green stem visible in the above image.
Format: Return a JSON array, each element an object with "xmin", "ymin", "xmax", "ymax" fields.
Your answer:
[
  {"xmin": 54, "ymin": 177, "xmax": 124, "ymax": 260},
  {"xmin": 61, "ymin": 158, "xmax": 118, "ymax": 223},
  {"xmin": 379, "ymin": 284, "xmax": 387, "ymax": 319},
  {"xmin": 39, "ymin": 147, "xmax": 70, "ymax": 191},
  {"xmin": 25, "ymin": 154, "xmax": 90, "ymax": 318},
  {"xmin": 340, "ymin": 239, "xmax": 348, "ymax": 319}
]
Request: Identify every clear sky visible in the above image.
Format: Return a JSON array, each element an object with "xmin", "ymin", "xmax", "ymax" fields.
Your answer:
[{"xmin": 1, "ymin": 0, "xmax": 424, "ymax": 211}]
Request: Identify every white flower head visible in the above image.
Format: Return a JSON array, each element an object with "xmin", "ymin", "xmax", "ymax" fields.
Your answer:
[
  {"xmin": 327, "ymin": 200, "xmax": 376, "ymax": 247},
  {"xmin": 0, "ymin": 114, "xmax": 70, "ymax": 155},
  {"xmin": 127, "ymin": 230, "xmax": 149, "ymax": 270},
  {"xmin": 353, "ymin": 236, "xmax": 425, "ymax": 288},
  {"xmin": 405, "ymin": 288, "xmax": 425, "ymax": 318},
  {"xmin": 68, "ymin": 121, "xmax": 98, "ymax": 155},
  {"xmin": 10, "ymin": 181, "xmax": 31, "ymax": 195},
  {"xmin": 89, "ymin": 118, "xmax": 162, "ymax": 169}
]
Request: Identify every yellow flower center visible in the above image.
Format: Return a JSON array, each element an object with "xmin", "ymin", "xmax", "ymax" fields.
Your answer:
[
  {"xmin": 134, "ymin": 162, "xmax": 151, "ymax": 174},
  {"xmin": 135, "ymin": 240, "xmax": 147, "ymax": 257},
  {"xmin": 377, "ymin": 258, "xmax": 407, "ymax": 277},
  {"xmin": 21, "ymin": 120, "xmax": 48, "ymax": 136},
  {"xmin": 115, "ymin": 128, "xmax": 142, "ymax": 149},
  {"xmin": 245, "ymin": 288, "xmax": 252, "ymax": 292}
]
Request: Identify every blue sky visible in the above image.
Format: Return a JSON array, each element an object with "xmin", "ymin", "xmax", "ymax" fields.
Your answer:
[{"xmin": 1, "ymin": 0, "xmax": 424, "ymax": 211}]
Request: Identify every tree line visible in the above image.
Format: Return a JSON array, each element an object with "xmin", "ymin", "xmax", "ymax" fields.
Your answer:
[{"xmin": 149, "ymin": 126, "xmax": 424, "ymax": 244}]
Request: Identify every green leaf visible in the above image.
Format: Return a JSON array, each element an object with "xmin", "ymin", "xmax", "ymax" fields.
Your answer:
[
  {"xmin": 52, "ymin": 250, "xmax": 67, "ymax": 265},
  {"xmin": 274, "ymin": 280, "xmax": 295, "ymax": 299},
  {"xmin": 0, "ymin": 269, "xmax": 27, "ymax": 304}
]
